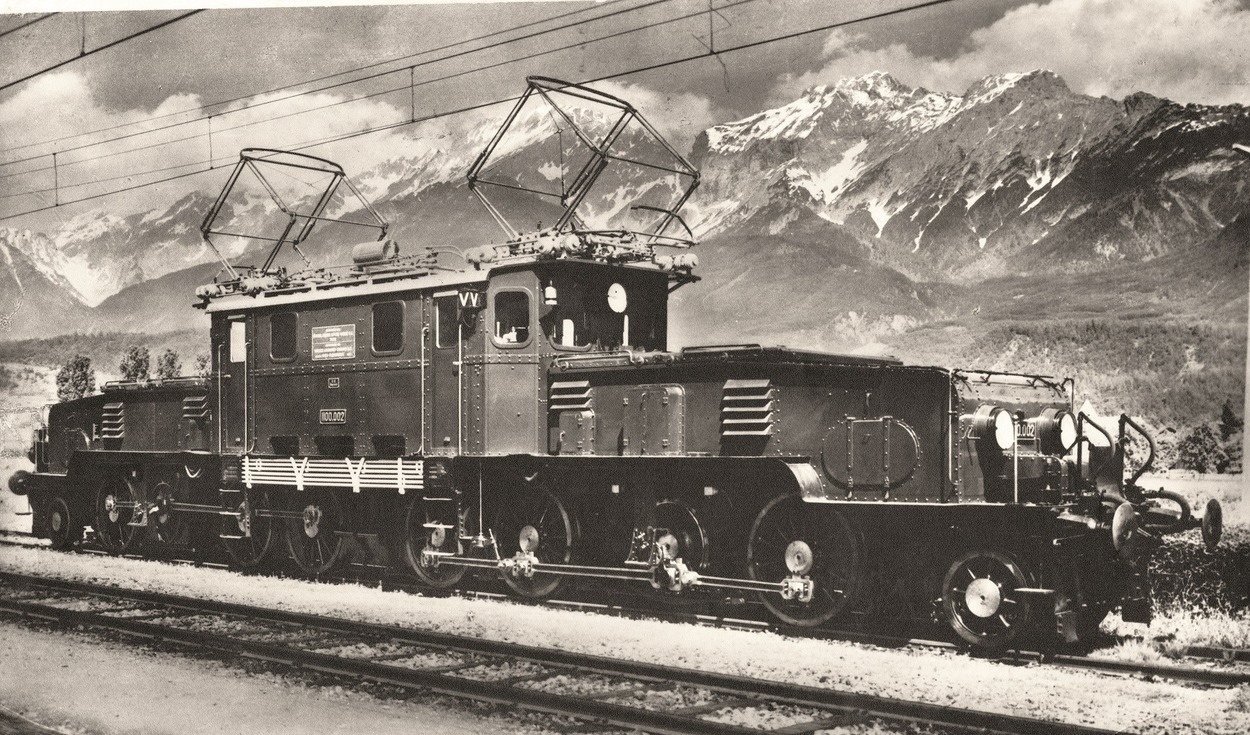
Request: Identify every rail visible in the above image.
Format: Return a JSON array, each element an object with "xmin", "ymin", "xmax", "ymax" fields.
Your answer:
[{"xmin": 0, "ymin": 571, "xmax": 1131, "ymax": 735}]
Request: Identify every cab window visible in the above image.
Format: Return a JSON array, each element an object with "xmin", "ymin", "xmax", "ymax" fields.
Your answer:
[
  {"xmin": 541, "ymin": 276, "xmax": 662, "ymax": 351},
  {"xmin": 493, "ymin": 291, "xmax": 530, "ymax": 346},
  {"xmin": 372, "ymin": 301, "xmax": 404, "ymax": 354},
  {"xmin": 270, "ymin": 313, "xmax": 297, "ymax": 361},
  {"xmin": 229, "ymin": 320, "xmax": 247, "ymax": 363},
  {"xmin": 435, "ymin": 296, "xmax": 457, "ymax": 348}
]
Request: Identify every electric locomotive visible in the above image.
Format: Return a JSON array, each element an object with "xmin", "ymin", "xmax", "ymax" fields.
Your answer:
[{"xmin": 7, "ymin": 78, "xmax": 1223, "ymax": 650}]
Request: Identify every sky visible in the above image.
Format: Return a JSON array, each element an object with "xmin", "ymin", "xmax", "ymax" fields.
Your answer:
[{"xmin": 3, "ymin": 0, "xmax": 1250, "ymax": 235}]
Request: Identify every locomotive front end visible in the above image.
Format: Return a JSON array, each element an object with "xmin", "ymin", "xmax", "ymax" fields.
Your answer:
[{"xmin": 950, "ymin": 370, "xmax": 1222, "ymax": 645}]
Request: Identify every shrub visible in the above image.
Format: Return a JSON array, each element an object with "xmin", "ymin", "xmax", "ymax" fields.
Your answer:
[
  {"xmin": 1174, "ymin": 425, "xmax": 1229, "ymax": 473},
  {"xmin": 155, "ymin": 349, "xmax": 181, "ymax": 380},
  {"xmin": 119, "ymin": 345, "xmax": 150, "ymax": 382},
  {"xmin": 55, "ymin": 354, "xmax": 95, "ymax": 402}
]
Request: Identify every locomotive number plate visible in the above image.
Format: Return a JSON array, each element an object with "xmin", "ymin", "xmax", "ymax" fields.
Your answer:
[{"xmin": 319, "ymin": 409, "xmax": 347, "ymax": 424}]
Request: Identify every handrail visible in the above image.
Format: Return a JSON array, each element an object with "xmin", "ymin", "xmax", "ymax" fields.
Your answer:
[
  {"xmin": 1077, "ymin": 412, "xmax": 1115, "ymax": 486},
  {"xmin": 680, "ymin": 344, "xmax": 762, "ymax": 354},
  {"xmin": 1119, "ymin": 413, "xmax": 1156, "ymax": 487}
]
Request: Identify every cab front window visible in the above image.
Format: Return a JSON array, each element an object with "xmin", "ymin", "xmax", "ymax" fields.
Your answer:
[{"xmin": 540, "ymin": 273, "xmax": 663, "ymax": 352}]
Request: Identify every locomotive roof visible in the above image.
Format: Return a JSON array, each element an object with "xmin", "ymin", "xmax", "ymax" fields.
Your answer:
[
  {"xmin": 551, "ymin": 344, "xmax": 905, "ymax": 371},
  {"xmin": 198, "ymin": 256, "xmax": 671, "ymax": 314}
]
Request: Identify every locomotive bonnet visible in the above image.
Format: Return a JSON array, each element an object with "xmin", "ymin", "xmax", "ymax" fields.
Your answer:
[{"xmin": 9, "ymin": 77, "xmax": 1223, "ymax": 651}]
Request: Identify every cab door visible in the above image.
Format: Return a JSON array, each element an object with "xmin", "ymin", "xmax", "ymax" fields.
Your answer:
[
  {"xmin": 214, "ymin": 313, "xmax": 253, "ymax": 454},
  {"xmin": 427, "ymin": 290, "xmax": 484, "ymax": 456},
  {"xmin": 483, "ymin": 274, "xmax": 541, "ymax": 454}
]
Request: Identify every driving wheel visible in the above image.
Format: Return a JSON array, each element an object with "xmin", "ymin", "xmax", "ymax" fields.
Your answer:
[
  {"xmin": 93, "ymin": 474, "xmax": 143, "ymax": 554},
  {"xmin": 220, "ymin": 488, "xmax": 277, "ymax": 568},
  {"xmin": 403, "ymin": 495, "xmax": 468, "ymax": 588},
  {"xmin": 493, "ymin": 483, "xmax": 575, "ymax": 598},
  {"xmin": 747, "ymin": 494, "xmax": 861, "ymax": 627},
  {"xmin": 285, "ymin": 489, "xmax": 348, "ymax": 576}
]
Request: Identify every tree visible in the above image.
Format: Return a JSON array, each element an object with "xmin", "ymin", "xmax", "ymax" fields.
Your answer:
[
  {"xmin": 55, "ymin": 354, "xmax": 95, "ymax": 402},
  {"xmin": 1174, "ymin": 424, "xmax": 1228, "ymax": 474},
  {"xmin": 1219, "ymin": 399, "xmax": 1243, "ymax": 441},
  {"xmin": 193, "ymin": 354, "xmax": 211, "ymax": 378},
  {"xmin": 119, "ymin": 345, "xmax": 150, "ymax": 382},
  {"xmin": 155, "ymin": 349, "xmax": 181, "ymax": 380}
]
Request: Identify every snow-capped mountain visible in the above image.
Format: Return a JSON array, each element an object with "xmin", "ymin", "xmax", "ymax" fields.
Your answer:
[
  {"xmin": 5, "ymin": 70, "xmax": 1249, "ymax": 347},
  {"xmin": 691, "ymin": 70, "xmax": 1250, "ymax": 283}
]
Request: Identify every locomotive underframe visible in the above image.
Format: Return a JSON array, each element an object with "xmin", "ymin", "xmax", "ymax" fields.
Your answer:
[{"xmin": 17, "ymin": 447, "xmax": 1137, "ymax": 647}]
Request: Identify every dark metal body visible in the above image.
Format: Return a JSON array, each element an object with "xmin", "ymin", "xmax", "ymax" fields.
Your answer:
[{"xmin": 11, "ymin": 82, "xmax": 1209, "ymax": 648}]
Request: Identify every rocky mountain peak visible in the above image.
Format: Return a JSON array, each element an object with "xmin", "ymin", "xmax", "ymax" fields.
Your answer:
[{"xmin": 961, "ymin": 69, "xmax": 1068, "ymax": 106}]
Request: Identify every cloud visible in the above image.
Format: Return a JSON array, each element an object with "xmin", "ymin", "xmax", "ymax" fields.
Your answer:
[
  {"xmin": 591, "ymin": 80, "xmax": 722, "ymax": 154},
  {"xmin": 0, "ymin": 71, "xmax": 713, "ymax": 228},
  {"xmin": 0, "ymin": 70, "xmax": 414, "ymax": 221},
  {"xmin": 773, "ymin": 0, "xmax": 1250, "ymax": 106}
]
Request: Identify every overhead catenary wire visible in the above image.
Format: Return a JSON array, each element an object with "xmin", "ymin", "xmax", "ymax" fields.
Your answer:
[
  {"xmin": 0, "ymin": 13, "xmax": 57, "ymax": 40},
  {"xmin": 0, "ymin": 0, "xmax": 747, "ymax": 189},
  {"xmin": 0, "ymin": 11, "xmax": 204, "ymax": 94},
  {"xmin": 0, "ymin": 0, "xmax": 966, "ymax": 222},
  {"xmin": 0, "ymin": 0, "xmax": 663, "ymax": 162},
  {"xmin": 0, "ymin": 0, "xmax": 696, "ymax": 185}
]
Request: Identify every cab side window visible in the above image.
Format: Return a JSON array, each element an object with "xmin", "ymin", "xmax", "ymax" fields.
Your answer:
[
  {"xmin": 435, "ymin": 296, "xmax": 457, "ymax": 348},
  {"xmin": 372, "ymin": 301, "xmax": 404, "ymax": 354},
  {"xmin": 270, "ymin": 313, "xmax": 297, "ymax": 361},
  {"xmin": 493, "ymin": 291, "xmax": 530, "ymax": 346}
]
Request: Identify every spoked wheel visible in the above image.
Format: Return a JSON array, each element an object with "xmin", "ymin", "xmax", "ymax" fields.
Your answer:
[
  {"xmin": 747, "ymin": 494, "xmax": 861, "ymax": 627},
  {"xmin": 93, "ymin": 475, "xmax": 143, "ymax": 554},
  {"xmin": 942, "ymin": 549, "xmax": 1032, "ymax": 650},
  {"xmin": 46, "ymin": 497, "xmax": 82, "ymax": 550},
  {"xmin": 493, "ymin": 483, "xmax": 575, "ymax": 598},
  {"xmin": 653, "ymin": 500, "xmax": 710, "ymax": 570},
  {"xmin": 403, "ymin": 495, "xmax": 468, "ymax": 589},
  {"xmin": 147, "ymin": 469, "xmax": 189, "ymax": 547},
  {"xmin": 220, "ymin": 488, "xmax": 278, "ymax": 569},
  {"xmin": 284, "ymin": 490, "xmax": 348, "ymax": 576}
]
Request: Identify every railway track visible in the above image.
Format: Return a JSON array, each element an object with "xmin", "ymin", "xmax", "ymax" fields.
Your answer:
[
  {"xmin": 0, "ymin": 569, "xmax": 1128, "ymax": 735},
  {"xmin": 2, "ymin": 531, "xmax": 1248, "ymax": 691}
]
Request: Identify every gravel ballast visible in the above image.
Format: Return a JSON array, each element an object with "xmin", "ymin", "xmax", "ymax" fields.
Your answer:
[{"xmin": 2, "ymin": 545, "xmax": 1249, "ymax": 733}]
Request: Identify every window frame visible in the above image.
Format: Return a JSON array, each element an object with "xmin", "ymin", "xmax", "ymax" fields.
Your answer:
[
  {"xmin": 228, "ymin": 319, "xmax": 248, "ymax": 364},
  {"xmin": 434, "ymin": 294, "xmax": 458, "ymax": 349},
  {"xmin": 268, "ymin": 312, "xmax": 298, "ymax": 363},
  {"xmin": 370, "ymin": 300, "xmax": 406, "ymax": 356},
  {"xmin": 490, "ymin": 288, "xmax": 534, "ymax": 349}
]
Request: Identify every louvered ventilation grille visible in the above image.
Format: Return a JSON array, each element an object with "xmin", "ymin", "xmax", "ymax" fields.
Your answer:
[
  {"xmin": 182, "ymin": 394, "xmax": 210, "ymax": 420},
  {"xmin": 101, "ymin": 402, "xmax": 125, "ymax": 440},
  {"xmin": 549, "ymin": 380, "xmax": 592, "ymax": 411},
  {"xmin": 721, "ymin": 379, "xmax": 775, "ymax": 437}
]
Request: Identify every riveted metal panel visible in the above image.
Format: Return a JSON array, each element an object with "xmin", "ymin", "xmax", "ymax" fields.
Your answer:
[
  {"xmin": 621, "ymin": 385, "xmax": 685, "ymax": 456},
  {"xmin": 819, "ymin": 416, "xmax": 921, "ymax": 498}
]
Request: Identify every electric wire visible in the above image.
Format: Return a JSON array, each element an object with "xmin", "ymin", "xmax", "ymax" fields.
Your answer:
[
  {"xmin": 0, "ymin": 13, "xmax": 57, "ymax": 40},
  {"xmin": 0, "ymin": 0, "xmax": 966, "ymax": 221},
  {"xmin": 0, "ymin": 11, "xmax": 204, "ymax": 94},
  {"xmin": 0, "ymin": 0, "xmax": 665, "ymax": 163},
  {"xmin": 0, "ymin": 0, "xmax": 723, "ymax": 185}
]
